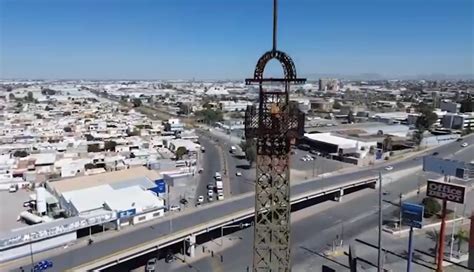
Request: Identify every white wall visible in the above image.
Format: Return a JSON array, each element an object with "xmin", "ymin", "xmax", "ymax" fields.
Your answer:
[
  {"xmin": 0, "ymin": 232, "xmax": 77, "ymax": 262},
  {"xmin": 132, "ymin": 209, "xmax": 164, "ymax": 225}
]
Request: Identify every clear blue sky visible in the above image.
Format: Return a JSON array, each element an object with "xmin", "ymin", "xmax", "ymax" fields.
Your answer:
[{"xmin": 1, "ymin": 0, "xmax": 472, "ymax": 79}]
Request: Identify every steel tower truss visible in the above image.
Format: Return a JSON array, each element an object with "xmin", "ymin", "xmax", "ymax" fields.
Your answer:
[{"xmin": 244, "ymin": 2, "xmax": 306, "ymax": 271}]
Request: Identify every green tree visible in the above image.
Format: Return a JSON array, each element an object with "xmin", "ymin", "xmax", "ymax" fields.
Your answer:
[
  {"xmin": 195, "ymin": 109, "xmax": 223, "ymax": 125},
  {"xmin": 26, "ymin": 91, "xmax": 34, "ymax": 102},
  {"xmin": 426, "ymin": 229, "xmax": 439, "ymax": 257},
  {"xmin": 239, "ymin": 139, "xmax": 256, "ymax": 167},
  {"xmin": 85, "ymin": 134, "xmax": 94, "ymax": 141},
  {"xmin": 413, "ymin": 102, "xmax": 438, "ymax": 146},
  {"xmin": 13, "ymin": 150, "xmax": 29, "ymax": 158},
  {"xmin": 104, "ymin": 141, "xmax": 117, "ymax": 151},
  {"xmin": 422, "ymin": 197, "xmax": 441, "ymax": 218},
  {"xmin": 347, "ymin": 111, "xmax": 355, "ymax": 124},
  {"xmin": 382, "ymin": 135, "xmax": 393, "ymax": 152},
  {"xmin": 460, "ymin": 95, "xmax": 473, "ymax": 113},
  {"xmin": 132, "ymin": 98, "xmax": 142, "ymax": 107},
  {"xmin": 175, "ymin": 146, "xmax": 187, "ymax": 160},
  {"xmin": 87, "ymin": 143, "xmax": 101, "ymax": 153}
]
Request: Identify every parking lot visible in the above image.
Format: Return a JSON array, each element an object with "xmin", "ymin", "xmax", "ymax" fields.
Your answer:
[
  {"xmin": 0, "ymin": 189, "xmax": 32, "ymax": 232},
  {"xmin": 290, "ymin": 149, "xmax": 351, "ymax": 175}
]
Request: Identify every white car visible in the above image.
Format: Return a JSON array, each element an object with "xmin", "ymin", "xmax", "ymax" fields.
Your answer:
[
  {"xmin": 208, "ymin": 195, "xmax": 214, "ymax": 202},
  {"xmin": 207, "ymin": 189, "xmax": 213, "ymax": 197},
  {"xmin": 169, "ymin": 205, "xmax": 180, "ymax": 212},
  {"xmin": 385, "ymin": 166, "xmax": 394, "ymax": 171},
  {"xmin": 461, "ymin": 143, "xmax": 468, "ymax": 147},
  {"xmin": 217, "ymin": 192, "xmax": 224, "ymax": 201},
  {"xmin": 197, "ymin": 195, "xmax": 204, "ymax": 203},
  {"xmin": 236, "ymin": 172, "xmax": 242, "ymax": 176},
  {"xmin": 300, "ymin": 157, "xmax": 307, "ymax": 161}
]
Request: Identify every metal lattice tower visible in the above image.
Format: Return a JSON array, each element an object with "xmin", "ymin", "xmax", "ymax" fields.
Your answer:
[{"xmin": 245, "ymin": 0, "xmax": 306, "ymax": 271}]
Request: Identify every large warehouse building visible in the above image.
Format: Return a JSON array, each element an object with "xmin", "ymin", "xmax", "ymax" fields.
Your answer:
[{"xmin": 47, "ymin": 166, "xmax": 166, "ymax": 228}]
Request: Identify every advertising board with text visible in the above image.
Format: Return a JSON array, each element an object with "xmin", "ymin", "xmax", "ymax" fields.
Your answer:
[{"xmin": 426, "ymin": 180, "xmax": 465, "ymax": 204}]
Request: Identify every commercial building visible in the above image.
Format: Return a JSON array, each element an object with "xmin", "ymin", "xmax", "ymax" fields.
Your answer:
[
  {"xmin": 440, "ymin": 101, "xmax": 460, "ymax": 113},
  {"xmin": 442, "ymin": 112, "xmax": 474, "ymax": 130},
  {"xmin": 219, "ymin": 101, "xmax": 252, "ymax": 112},
  {"xmin": 302, "ymin": 132, "xmax": 377, "ymax": 164},
  {"xmin": 46, "ymin": 167, "xmax": 166, "ymax": 226},
  {"xmin": 164, "ymin": 118, "xmax": 184, "ymax": 132}
]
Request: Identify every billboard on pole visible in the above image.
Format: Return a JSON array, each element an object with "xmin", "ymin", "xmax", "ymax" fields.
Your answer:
[
  {"xmin": 401, "ymin": 202, "xmax": 424, "ymax": 229},
  {"xmin": 426, "ymin": 180, "xmax": 466, "ymax": 204}
]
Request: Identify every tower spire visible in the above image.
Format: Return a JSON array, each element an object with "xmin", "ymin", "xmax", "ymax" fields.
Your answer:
[{"xmin": 272, "ymin": 0, "xmax": 277, "ymax": 52}]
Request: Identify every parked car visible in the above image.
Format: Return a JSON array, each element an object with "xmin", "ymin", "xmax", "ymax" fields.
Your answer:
[
  {"xmin": 208, "ymin": 189, "xmax": 213, "ymax": 197},
  {"xmin": 432, "ymin": 152, "xmax": 439, "ymax": 156},
  {"xmin": 456, "ymin": 138, "xmax": 463, "ymax": 142},
  {"xmin": 207, "ymin": 183, "xmax": 214, "ymax": 190},
  {"xmin": 236, "ymin": 172, "xmax": 242, "ymax": 176},
  {"xmin": 146, "ymin": 258, "xmax": 157, "ymax": 272},
  {"xmin": 385, "ymin": 166, "xmax": 394, "ymax": 171},
  {"xmin": 208, "ymin": 195, "xmax": 214, "ymax": 202},
  {"xmin": 197, "ymin": 195, "xmax": 204, "ymax": 203},
  {"xmin": 461, "ymin": 142, "xmax": 468, "ymax": 147},
  {"xmin": 179, "ymin": 198, "xmax": 188, "ymax": 205}
]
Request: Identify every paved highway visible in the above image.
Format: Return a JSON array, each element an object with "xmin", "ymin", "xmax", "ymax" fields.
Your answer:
[
  {"xmin": 5, "ymin": 134, "xmax": 473, "ymax": 271},
  {"xmin": 195, "ymin": 135, "xmax": 222, "ymax": 204},
  {"xmin": 156, "ymin": 137, "xmax": 474, "ymax": 272}
]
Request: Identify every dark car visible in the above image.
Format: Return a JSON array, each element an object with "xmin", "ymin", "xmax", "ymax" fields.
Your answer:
[
  {"xmin": 165, "ymin": 252, "xmax": 175, "ymax": 263},
  {"xmin": 456, "ymin": 138, "xmax": 463, "ymax": 142},
  {"xmin": 145, "ymin": 258, "xmax": 157, "ymax": 272},
  {"xmin": 179, "ymin": 198, "xmax": 188, "ymax": 205},
  {"xmin": 432, "ymin": 152, "xmax": 439, "ymax": 156}
]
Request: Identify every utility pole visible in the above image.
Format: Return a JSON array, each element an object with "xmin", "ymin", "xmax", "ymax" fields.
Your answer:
[
  {"xmin": 399, "ymin": 193, "xmax": 403, "ymax": 230},
  {"xmin": 377, "ymin": 172, "xmax": 383, "ymax": 272},
  {"xmin": 244, "ymin": 0, "xmax": 306, "ymax": 270},
  {"xmin": 436, "ymin": 175, "xmax": 449, "ymax": 272}
]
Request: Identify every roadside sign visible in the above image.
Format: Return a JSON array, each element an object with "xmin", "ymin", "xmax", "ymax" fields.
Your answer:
[
  {"xmin": 401, "ymin": 202, "xmax": 424, "ymax": 229},
  {"xmin": 155, "ymin": 179, "xmax": 166, "ymax": 193},
  {"xmin": 426, "ymin": 180, "xmax": 466, "ymax": 204},
  {"xmin": 117, "ymin": 208, "xmax": 136, "ymax": 219}
]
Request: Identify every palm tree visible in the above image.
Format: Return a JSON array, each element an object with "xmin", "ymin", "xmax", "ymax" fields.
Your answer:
[
  {"xmin": 426, "ymin": 229, "xmax": 439, "ymax": 261},
  {"xmin": 455, "ymin": 229, "xmax": 469, "ymax": 253}
]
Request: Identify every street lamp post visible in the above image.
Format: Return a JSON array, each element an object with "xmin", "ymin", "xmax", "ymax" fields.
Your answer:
[{"xmin": 312, "ymin": 157, "xmax": 316, "ymax": 178}]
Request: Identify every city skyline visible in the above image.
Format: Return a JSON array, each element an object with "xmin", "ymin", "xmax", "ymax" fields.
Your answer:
[{"xmin": 1, "ymin": 0, "xmax": 473, "ymax": 80}]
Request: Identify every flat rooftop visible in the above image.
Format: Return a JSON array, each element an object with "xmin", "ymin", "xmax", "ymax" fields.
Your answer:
[{"xmin": 48, "ymin": 166, "xmax": 161, "ymax": 193}]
